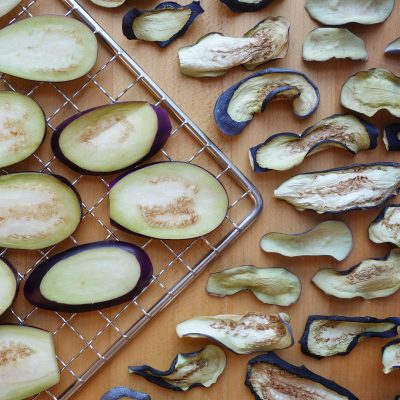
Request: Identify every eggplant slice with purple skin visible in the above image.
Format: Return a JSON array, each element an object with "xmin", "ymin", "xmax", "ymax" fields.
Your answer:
[
  {"xmin": 382, "ymin": 339, "xmax": 400, "ymax": 374},
  {"xmin": 384, "ymin": 124, "xmax": 400, "ymax": 151},
  {"xmin": 220, "ymin": 0, "xmax": 275, "ymax": 13},
  {"xmin": 100, "ymin": 387, "xmax": 151, "ymax": 400},
  {"xmin": 129, "ymin": 345, "xmax": 226, "ymax": 391},
  {"xmin": 0, "ymin": 0, "xmax": 21, "ymax": 17},
  {"xmin": 300, "ymin": 315, "xmax": 400, "ymax": 359},
  {"xmin": 0, "ymin": 258, "xmax": 18, "ymax": 316},
  {"xmin": 246, "ymin": 352, "xmax": 358, "ymax": 400},
  {"xmin": 369, "ymin": 205, "xmax": 400, "ymax": 246},
  {"xmin": 122, "ymin": 1, "xmax": 204, "ymax": 48},
  {"xmin": 385, "ymin": 38, "xmax": 400, "ymax": 55}
]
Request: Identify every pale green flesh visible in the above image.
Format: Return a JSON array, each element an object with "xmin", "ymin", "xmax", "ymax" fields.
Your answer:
[
  {"xmin": 386, "ymin": 37, "xmax": 400, "ymax": 52},
  {"xmin": 0, "ymin": 260, "xmax": 17, "ymax": 316},
  {"xmin": 0, "ymin": 0, "xmax": 21, "ymax": 17},
  {"xmin": 90, "ymin": 0, "xmax": 125, "ymax": 7},
  {"xmin": 382, "ymin": 342, "xmax": 400, "ymax": 373},
  {"xmin": 369, "ymin": 206, "xmax": 400, "ymax": 246}
]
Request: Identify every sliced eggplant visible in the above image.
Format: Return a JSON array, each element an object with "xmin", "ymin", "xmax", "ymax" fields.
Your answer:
[
  {"xmin": 122, "ymin": 2, "xmax": 204, "ymax": 48},
  {"xmin": 178, "ymin": 17, "xmax": 290, "ymax": 77},
  {"xmin": 214, "ymin": 68, "xmax": 320, "ymax": 136},
  {"xmin": 382, "ymin": 339, "xmax": 400, "ymax": 374},
  {"xmin": 24, "ymin": 241, "xmax": 153, "ymax": 313},
  {"xmin": 0, "ymin": 0, "xmax": 21, "ymax": 17},
  {"xmin": 384, "ymin": 124, "xmax": 400, "ymax": 151},
  {"xmin": 0, "ymin": 325, "xmax": 60, "ymax": 400},
  {"xmin": 385, "ymin": 38, "xmax": 400, "ymax": 55},
  {"xmin": 246, "ymin": 352, "xmax": 358, "ymax": 400},
  {"xmin": 250, "ymin": 114, "xmax": 378, "ymax": 172},
  {"xmin": 90, "ymin": 0, "xmax": 126, "ymax": 7},
  {"xmin": 274, "ymin": 162, "xmax": 400, "ymax": 214},
  {"xmin": 0, "ymin": 16, "xmax": 97, "ymax": 82},
  {"xmin": 176, "ymin": 312, "xmax": 294, "ymax": 355},
  {"xmin": 0, "ymin": 258, "xmax": 18, "ymax": 316},
  {"xmin": 101, "ymin": 387, "xmax": 151, "ymax": 400},
  {"xmin": 129, "ymin": 345, "xmax": 226, "ymax": 391},
  {"xmin": 52, "ymin": 102, "xmax": 171, "ymax": 175},
  {"xmin": 109, "ymin": 162, "xmax": 228, "ymax": 240},
  {"xmin": 369, "ymin": 205, "xmax": 400, "ymax": 246},
  {"xmin": 300, "ymin": 315, "xmax": 400, "ymax": 359},
  {"xmin": 220, "ymin": 0, "xmax": 274, "ymax": 13}
]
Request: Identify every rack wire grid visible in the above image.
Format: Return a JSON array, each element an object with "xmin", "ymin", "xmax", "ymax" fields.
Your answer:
[{"xmin": 0, "ymin": 0, "xmax": 263, "ymax": 399}]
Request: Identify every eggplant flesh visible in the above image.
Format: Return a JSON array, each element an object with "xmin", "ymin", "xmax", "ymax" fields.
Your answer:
[
  {"xmin": 0, "ymin": 0, "xmax": 21, "ymax": 17},
  {"xmin": 369, "ymin": 205, "xmax": 400, "ymax": 246},
  {"xmin": 385, "ymin": 38, "xmax": 400, "ymax": 54},
  {"xmin": 90, "ymin": 0, "xmax": 126, "ymax": 7},
  {"xmin": 129, "ymin": 345, "xmax": 226, "ymax": 391},
  {"xmin": 101, "ymin": 387, "xmax": 151, "ymax": 400},
  {"xmin": 220, "ymin": 0, "xmax": 274, "ymax": 13},
  {"xmin": 0, "ymin": 258, "xmax": 18, "ymax": 316},
  {"xmin": 382, "ymin": 339, "xmax": 400, "ymax": 374},
  {"xmin": 384, "ymin": 124, "xmax": 400, "ymax": 151}
]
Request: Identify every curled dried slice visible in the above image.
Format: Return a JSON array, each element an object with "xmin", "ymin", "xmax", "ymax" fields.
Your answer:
[
  {"xmin": 129, "ymin": 345, "xmax": 226, "ymax": 391},
  {"xmin": 90, "ymin": 0, "xmax": 126, "ymax": 7},
  {"xmin": 385, "ymin": 37, "xmax": 400, "ymax": 54},
  {"xmin": 369, "ymin": 205, "xmax": 400, "ymax": 246},
  {"xmin": 176, "ymin": 312, "xmax": 294, "ymax": 354},
  {"xmin": 0, "ymin": 0, "xmax": 21, "ymax": 17},
  {"xmin": 382, "ymin": 339, "xmax": 400, "ymax": 374},
  {"xmin": 101, "ymin": 387, "xmax": 151, "ymax": 400},
  {"xmin": 220, "ymin": 0, "xmax": 274, "ymax": 12},
  {"xmin": 0, "ymin": 258, "xmax": 18, "ymax": 316},
  {"xmin": 384, "ymin": 124, "xmax": 400, "ymax": 151}
]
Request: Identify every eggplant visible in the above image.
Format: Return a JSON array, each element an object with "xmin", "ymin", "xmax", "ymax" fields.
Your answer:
[
  {"xmin": 52, "ymin": 102, "xmax": 171, "ymax": 175},
  {"xmin": 101, "ymin": 387, "xmax": 151, "ymax": 400},
  {"xmin": 0, "ymin": 16, "xmax": 97, "ymax": 82},
  {"xmin": 384, "ymin": 124, "xmax": 400, "ymax": 151},
  {"xmin": 369, "ymin": 205, "xmax": 400, "ymax": 246},
  {"xmin": 260, "ymin": 221, "xmax": 353, "ymax": 261},
  {"xmin": 90, "ymin": 0, "xmax": 126, "ymax": 7},
  {"xmin": 176, "ymin": 312, "xmax": 294, "ymax": 355},
  {"xmin": 299, "ymin": 315, "xmax": 400, "ymax": 359},
  {"xmin": 246, "ymin": 352, "xmax": 358, "ymax": 400},
  {"xmin": 129, "ymin": 345, "xmax": 226, "ymax": 391},
  {"xmin": 206, "ymin": 266, "xmax": 301, "ymax": 306},
  {"xmin": 24, "ymin": 241, "xmax": 153, "ymax": 313},
  {"xmin": 0, "ymin": 325, "xmax": 60, "ymax": 400},
  {"xmin": 0, "ymin": 0, "xmax": 21, "ymax": 17},
  {"xmin": 122, "ymin": 1, "xmax": 204, "ymax": 48},
  {"xmin": 274, "ymin": 162, "xmax": 400, "ymax": 214},
  {"xmin": 109, "ymin": 162, "xmax": 229, "ymax": 240},
  {"xmin": 214, "ymin": 68, "xmax": 320, "ymax": 136},
  {"xmin": 219, "ymin": 0, "xmax": 274, "ymax": 12},
  {"xmin": 382, "ymin": 339, "xmax": 400, "ymax": 374},
  {"xmin": 0, "ymin": 258, "xmax": 18, "ymax": 316},
  {"xmin": 385, "ymin": 38, "xmax": 400, "ymax": 55},
  {"xmin": 178, "ymin": 17, "xmax": 290, "ymax": 78}
]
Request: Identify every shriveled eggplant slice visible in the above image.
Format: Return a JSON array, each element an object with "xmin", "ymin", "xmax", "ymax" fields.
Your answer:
[
  {"xmin": 122, "ymin": 2, "xmax": 204, "ymax": 48},
  {"xmin": 109, "ymin": 162, "xmax": 228, "ymax": 240},
  {"xmin": 246, "ymin": 352, "xmax": 358, "ymax": 400},
  {"xmin": 382, "ymin": 339, "xmax": 400, "ymax": 374},
  {"xmin": 385, "ymin": 38, "xmax": 400, "ymax": 55},
  {"xmin": 129, "ymin": 345, "xmax": 226, "ymax": 391},
  {"xmin": 0, "ymin": 16, "xmax": 97, "ymax": 82},
  {"xmin": 176, "ymin": 312, "xmax": 294, "ymax": 355},
  {"xmin": 52, "ymin": 102, "xmax": 171, "ymax": 175},
  {"xmin": 214, "ymin": 68, "xmax": 319, "ymax": 136},
  {"xmin": 274, "ymin": 162, "xmax": 400, "ymax": 213},
  {"xmin": 0, "ymin": 258, "xmax": 18, "ymax": 316},
  {"xmin": 250, "ymin": 114, "xmax": 378, "ymax": 172},
  {"xmin": 220, "ymin": 0, "xmax": 274, "ymax": 12},
  {"xmin": 384, "ymin": 124, "xmax": 400, "ymax": 151},
  {"xmin": 90, "ymin": 0, "xmax": 126, "ymax": 7},
  {"xmin": 305, "ymin": 0, "xmax": 394, "ymax": 25},
  {"xmin": 300, "ymin": 315, "xmax": 400, "ymax": 359},
  {"xmin": 369, "ymin": 205, "xmax": 400, "ymax": 246},
  {"xmin": 178, "ymin": 17, "xmax": 290, "ymax": 77},
  {"xmin": 24, "ymin": 241, "xmax": 153, "ymax": 312},
  {"xmin": 0, "ymin": 325, "xmax": 60, "ymax": 400},
  {"xmin": 0, "ymin": 0, "xmax": 21, "ymax": 17},
  {"xmin": 101, "ymin": 387, "xmax": 151, "ymax": 400},
  {"xmin": 260, "ymin": 221, "xmax": 353, "ymax": 261},
  {"xmin": 206, "ymin": 266, "xmax": 301, "ymax": 306}
]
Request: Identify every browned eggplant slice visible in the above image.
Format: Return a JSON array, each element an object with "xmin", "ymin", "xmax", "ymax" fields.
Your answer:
[
  {"xmin": 382, "ymin": 339, "xmax": 400, "ymax": 374},
  {"xmin": 369, "ymin": 205, "xmax": 400, "ymax": 246}
]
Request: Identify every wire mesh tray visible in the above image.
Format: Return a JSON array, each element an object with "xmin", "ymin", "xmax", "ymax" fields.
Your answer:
[{"xmin": 0, "ymin": 1, "xmax": 262, "ymax": 398}]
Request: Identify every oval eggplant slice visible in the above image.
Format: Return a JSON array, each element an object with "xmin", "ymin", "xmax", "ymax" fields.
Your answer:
[
  {"xmin": 385, "ymin": 37, "xmax": 400, "ymax": 55},
  {"xmin": 206, "ymin": 266, "xmax": 301, "ymax": 306},
  {"xmin": 299, "ymin": 315, "xmax": 400, "ymax": 359},
  {"xmin": 0, "ymin": 16, "xmax": 97, "ymax": 82},
  {"xmin": 101, "ymin": 387, "xmax": 151, "ymax": 400},
  {"xmin": 274, "ymin": 162, "xmax": 400, "ymax": 214},
  {"xmin": 52, "ymin": 102, "xmax": 171, "ymax": 175},
  {"xmin": 90, "ymin": 0, "xmax": 126, "ymax": 7},
  {"xmin": 0, "ymin": 325, "xmax": 60, "ymax": 400},
  {"xmin": 109, "ymin": 162, "xmax": 228, "ymax": 240},
  {"xmin": 129, "ymin": 345, "xmax": 226, "ymax": 391},
  {"xmin": 369, "ymin": 205, "xmax": 400, "ymax": 246},
  {"xmin": 24, "ymin": 241, "xmax": 153, "ymax": 313},
  {"xmin": 246, "ymin": 352, "xmax": 358, "ymax": 400},
  {"xmin": 382, "ymin": 339, "xmax": 400, "ymax": 374},
  {"xmin": 220, "ymin": 0, "xmax": 274, "ymax": 12},
  {"xmin": 176, "ymin": 312, "xmax": 294, "ymax": 355},
  {"xmin": 122, "ymin": 2, "xmax": 204, "ymax": 48},
  {"xmin": 0, "ymin": 258, "xmax": 18, "ymax": 316},
  {"xmin": 214, "ymin": 68, "xmax": 319, "ymax": 136},
  {"xmin": 0, "ymin": 0, "xmax": 21, "ymax": 17},
  {"xmin": 384, "ymin": 124, "xmax": 400, "ymax": 151}
]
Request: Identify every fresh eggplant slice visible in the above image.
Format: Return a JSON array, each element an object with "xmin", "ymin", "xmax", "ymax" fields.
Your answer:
[
  {"xmin": 382, "ymin": 339, "xmax": 400, "ymax": 374},
  {"xmin": 305, "ymin": 0, "xmax": 394, "ymax": 25},
  {"xmin": 52, "ymin": 102, "xmax": 171, "ymax": 175},
  {"xmin": 0, "ymin": 173, "xmax": 81, "ymax": 250},
  {"xmin": 0, "ymin": 0, "xmax": 21, "ymax": 17},
  {"xmin": 129, "ymin": 345, "xmax": 226, "ymax": 391},
  {"xmin": 246, "ymin": 352, "xmax": 358, "ymax": 400},
  {"xmin": 176, "ymin": 312, "xmax": 294, "ymax": 355},
  {"xmin": 300, "ymin": 315, "xmax": 400, "ymax": 359},
  {"xmin": 250, "ymin": 114, "xmax": 378, "ymax": 172},
  {"xmin": 385, "ymin": 38, "xmax": 400, "ymax": 55},
  {"xmin": 0, "ymin": 258, "xmax": 18, "ymax": 316},
  {"xmin": 214, "ymin": 68, "xmax": 319, "ymax": 136},
  {"xmin": 206, "ymin": 266, "xmax": 301, "ymax": 306},
  {"xmin": 109, "ymin": 162, "xmax": 228, "ymax": 240},
  {"xmin": 101, "ymin": 387, "xmax": 151, "ymax": 400},
  {"xmin": 384, "ymin": 124, "xmax": 400, "ymax": 151},
  {"xmin": 178, "ymin": 17, "xmax": 290, "ymax": 78},
  {"xmin": 220, "ymin": 0, "xmax": 274, "ymax": 13},
  {"xmin": 24, "ymin": 241, "xmax": 153, "ymax": 313},
  {"xmin": 0, "ymin": 16, "xmax": 97, "ymax": 82},
  {"xmin": 260, "ymin": 221, "xmax": 353, "ymax": 261},
  {"xmin": 369, "ymin": 205, "xmax": 400, "ymax": 246},
  {"xmin": 90, "ymin": 0, "xmax": 126, "ymax": 7},
  {"xmin": 122, "ymin": 2, "xmax": 204, "ymax": 48},
  {"xmin": 274, "ymin": 162, "xmax": 400, "ymax": 214},
  {"xmin": 0, "ymin": 325, "xmax": 60, "ymax": 400}
]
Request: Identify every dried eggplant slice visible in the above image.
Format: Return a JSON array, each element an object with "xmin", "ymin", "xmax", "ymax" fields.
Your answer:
[
  {"xmin": 382, "ymin": 339, "xmax": 400, "ymax": 374},
  {"xmin": 299, "ymin": 315, "xmax": 400, "ymax": 359},
  {"xmin": 369, "ymin": 205, "xmax": 400, "ymax": 246},
  {"xmin": 303, "ymin": 28, "xmax": 367, "ymax": 61},
  {"xmin": 214, "ymin": 68, "xmax": 319, "ymax": 136},
  {"xmin": 129, "ymin": 345, "xmax": 226, "ymax": 391},
  {"xmin": 101, "ymin": 387, "xmax": 151, "ymax": 400},
  {"xmin": 206, "ymin": 266, "xmax": 301, "ymax": 306},
  {"xmin": 0, "ymin": 258, "xmax": 18, "ymax": 316},
  {"xmin": 90, "ymin": 0, "xmax": 126, "ymax": 8},
  {"xmin": 274, "ymin": 162, "xmax": 400, "ymax": 214},
  {"xmin": 178, "ymin": 17, "xmax": 290, "ymax": 77},
  {"xmin": 384, "ymin": 124, "xmax": 400, "ymax": 151},
  {"xmin": 220, "ymin": 0, "xmax": 274, "ymax": 13},
  {"xmin": 0, "ymin": 0, "xmax": 21, "ymax": 17},
  {"xmin": 385, "ymin": 38, "xmax": 400, "ymax": 55},
  {"xmin": 246, "ymin": 352, "xmax": 358, "ymax": 400},
  {"xmin": 260, "ymin": 221, "xmax": 353, "ymax": 261},
  {"xmin": 176, "ymin": 312, "xmax": 294, "ymax": 354},
  {"xmin": 250, "ymin": 114, "xmax": 378, "ymax": 172}
]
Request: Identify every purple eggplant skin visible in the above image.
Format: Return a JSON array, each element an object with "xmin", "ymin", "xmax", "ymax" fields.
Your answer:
[
  {"xmin": 24, "ymin": 241, "xmax": 153, "ymax": 313},
  {"xmin": 382, "ymin": 338, "xmax": 400, "ymax": 371},
  {"xmin": 220, "ymin": 0, "xmax": 274, "ymax": 12},
  {"xmin": 384, "ymin": 124, "xmax": 400, "ymax": 151},
  {"xmin": 122, "ymin": 1, "xmax": 204, "ymax": 48},
  {"xmin": 100, "ymin": 387, "xmax": 151, "ymax": 400},
  {"xmin": 371, "ymin": 204, "xmax": 400, "ymax": 225},
  {"xmin": 246, "ymin": 352, "xmax": 359, "ymax": 400}
]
